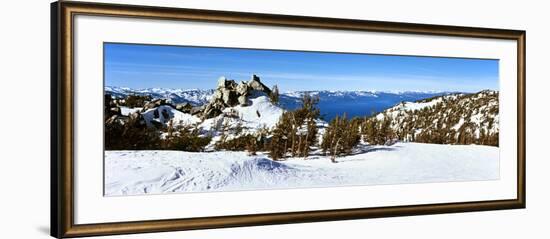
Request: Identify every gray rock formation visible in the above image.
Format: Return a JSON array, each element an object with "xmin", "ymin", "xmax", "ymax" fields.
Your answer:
[
  {"xmin": 217, "ymin": 76, "xmax": 237, "ymax": 89},
  {"xmin": 190, "ymin": 105, "xmax": 204, "ymax": 115},
  {"xmin": 236, "ymin": 81, "xmax": 248, "ymax": 95},
  {"xmin": 238, "ymin": 95, "xmax": 248, "ymax": 106},
  {"xmin": 175, "ymin": 102, "xmax": 193, "ymax": 113},
  {"xmin": 201, "ymin": 74, "xmax": 272, "ymax": 119},
  {"xmin": 142, "ymin": 99, "xmax": 169, "ymax": 112},
  {"xmin": 247, "ymin": 74, "xmax": 272, "ymax": 94},
  {"xmin": 105, "ymin": 111, "xmax": 146, "ymax": 128}
]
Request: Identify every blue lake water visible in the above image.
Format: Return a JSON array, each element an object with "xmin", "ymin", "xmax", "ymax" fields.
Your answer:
[{"xmin": 279, "ymin": 92, "xmax": 447, "ymax": 121}]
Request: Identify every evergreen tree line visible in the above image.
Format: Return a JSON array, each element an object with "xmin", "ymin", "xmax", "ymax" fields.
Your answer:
[
  {"xmin": 320, "ymin": 115, "xmax": 361, "ymax": 162},
  {"xmin": 268, "ymin": 94, "xmax": 320, "ymax": 160},
  {"xmin": 362, "ymin": 91, "xmax": 500, "ymax": 147},
  {"xmin": 105, "ymin": 90, "xmax": 499, "ymax": 159},
  {"xmin": 215, "ymin": 93, "xmax": 360, "ymax": 162},
  {"xmin": 105, "ymin": 118, "xmax": 211, "ymax": 151},
  {"xmin": 262, "ymin": 90, "xmax": 500, "ymax": 162},
  {"xmin": 214, "ymin": 120, "xmax": 271, "ymax": 156},
  {"xmin": 360, "ymin": 116, "xmax": 398, "ymax": 145}
]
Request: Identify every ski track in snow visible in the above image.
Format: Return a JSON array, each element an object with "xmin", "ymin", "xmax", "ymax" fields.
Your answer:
[{"xmin": 104, "ymin": 142, "xmax": 499, "ymax": 196}]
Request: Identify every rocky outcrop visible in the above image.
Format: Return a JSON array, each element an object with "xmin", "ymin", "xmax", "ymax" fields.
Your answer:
[
  {"xmin": 175, "ymin": 102, "xmax": 193, "ymax": 113},
  {"xmin": 105, "ymin": 110, "xmax": 147, "ymax": 128},
  {"xmin": 190, "ymin": 105, "xmax": 204, "ymax": 115},
  {"xmin": 105, "ymin": 75, "xmax": 273, "ymax": 121},
  {"xmin": 248, "ymin": 74, "xmax": 271, "ymax": 94},
  {"xmin": 202, "ymin": 74, "xmax": 272, "ymax": 119},
  {"xmin": 104, "ymin": 94, "xmax": 122, "ymax": 120},
  {"xmin": 142, "ymin": 99, "xmax": 170, "ymax": 112}
]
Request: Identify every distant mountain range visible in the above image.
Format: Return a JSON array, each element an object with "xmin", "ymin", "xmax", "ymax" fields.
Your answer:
[
  {"xmin": 105, "ymin": 86, "xmax": 215, "ymax": 106},
  {"xmin": 105, "ymin": 86, "xmax": 455, "ymax": 120}
]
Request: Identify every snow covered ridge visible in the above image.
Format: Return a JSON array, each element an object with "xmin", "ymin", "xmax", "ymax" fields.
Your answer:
[{"xmin": 373, "ymin": 90, "xmax": 499, "ymax": 145}]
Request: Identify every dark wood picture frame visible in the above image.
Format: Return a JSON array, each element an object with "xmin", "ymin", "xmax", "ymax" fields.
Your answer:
[{"xmin": 51, "ymin": 1, "xmax": 526, "ymax": 238}]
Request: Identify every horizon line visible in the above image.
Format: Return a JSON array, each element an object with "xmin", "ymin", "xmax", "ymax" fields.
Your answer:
[{"xmin": 104, "ymin": 85, "xmax": 498, "ymax": 94}]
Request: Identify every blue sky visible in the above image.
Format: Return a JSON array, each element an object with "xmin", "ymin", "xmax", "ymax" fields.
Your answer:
[{"xmin": 104, "ymin": 43, "xmax": 499, "ymax": 92}]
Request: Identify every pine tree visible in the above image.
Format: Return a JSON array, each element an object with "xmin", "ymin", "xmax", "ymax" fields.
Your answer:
[
  {"xmin": 346, "ymin": 117, "xmax": 361, "ymax": 152},
  {"xmin": 234, "ymin": 115, "xmax": 244, "ymax": 135},
  {"xmin": 270, "ymin": 85, "xmax": 280, "ymax": 104},
  {"xmin": 105, "ymin": 116, "xmax": 162, "ymax": 150},
  {"xmin": 291, "ymin": 115, "xmax": 302, "ymax": 157},
  {"xmin": 246, "ymin": 136, "xmax": 258, "ymax": 156},
  {"xmin": 301, "ymin": 118, "xmax": 318, "ymax": 159},
  {"xmin": 362, "ymin": 118, "xmax": 378, "ymax": 145},
  {"xmin": 163, "ymin": 124, "xmax": 212, "ymax": 152},
  {"xmin": 219, "ymin": 120, "xmax": 230, "ymax": 143},
  {"xmin": 329, "ymin": 115, "xmax": 341, "ymax": 162},
  {"xmin": 268, "ymin": 93, "xmax": 320, "ymax": 160},
  {"xmin": 321, "ymin": 114, "xmax": 360, "ymax": 162},
  {"xmin": 269, "ymin": 111, "xmax": 292, "ymax": 160}
]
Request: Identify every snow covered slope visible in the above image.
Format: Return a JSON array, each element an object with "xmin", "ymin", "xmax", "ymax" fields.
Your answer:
[
  {"xmin": 105, "ymin": 142, "xmax": 499, "ymax": 196},
  {"xmin": 200, "ymin": 95, "xmax": 284, "ymax": 133},
  {"xmin": 141, "ymin": 105, "xmax": 201, "ymax": 127},
  {"xmin": 119, "ymin": 95, "xmax": 284, "ymax": 141},
  {"xmin": 374, "ymin": 90, "xmax": 499, "ymax": 144}
]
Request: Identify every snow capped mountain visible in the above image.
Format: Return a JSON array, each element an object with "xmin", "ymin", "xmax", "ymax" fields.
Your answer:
[
  {"xmin": 105, "ymin": 86, "xmax": 214, "ymax": 106},
  {"xmin": 106, "ymin": 86, "xmax": 451, "ymax": 120},
  {"xmin": 372, "ymin": 90, "xmax": 499, "ymax": 145}
]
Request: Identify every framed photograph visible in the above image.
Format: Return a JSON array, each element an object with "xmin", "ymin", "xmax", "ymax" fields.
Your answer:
[{"xmin": 51, "ymin": 1, "xmax": 526, "ymax": 238}]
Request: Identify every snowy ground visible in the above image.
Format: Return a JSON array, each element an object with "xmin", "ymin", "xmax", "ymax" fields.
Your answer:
[{"xmin": 104, "ymin": 142, "xmax": 499, "ymax": 196}]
